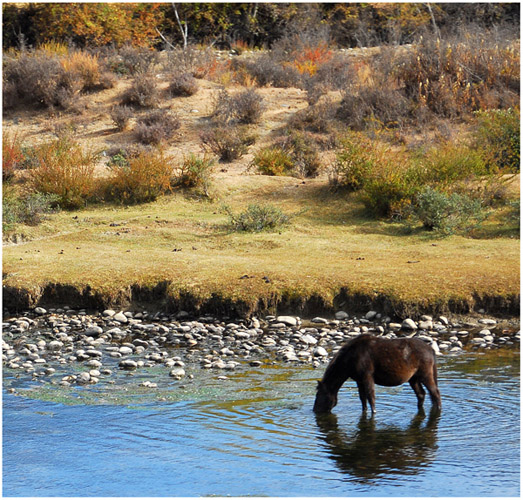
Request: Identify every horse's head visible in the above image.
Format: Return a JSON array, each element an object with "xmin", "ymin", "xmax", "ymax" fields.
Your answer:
[{"xmin": 313, "ymin": 380, "xmax": 337, "ymax": 413}]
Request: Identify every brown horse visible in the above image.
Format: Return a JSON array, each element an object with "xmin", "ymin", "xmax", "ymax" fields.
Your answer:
[{"xmin": 313, "ymin": 334, "xmax": 441, "ymax": 414}]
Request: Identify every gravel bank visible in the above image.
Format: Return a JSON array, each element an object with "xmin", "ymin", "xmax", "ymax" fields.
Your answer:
[{"xmin": 3, "ymin": 307, "xmax": 520, "ymax": 395}]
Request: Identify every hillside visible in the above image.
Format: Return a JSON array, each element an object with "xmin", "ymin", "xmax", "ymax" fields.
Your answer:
[{"xmin": 2, "ymin": 40, "xmax": 520, "ymax": 318}]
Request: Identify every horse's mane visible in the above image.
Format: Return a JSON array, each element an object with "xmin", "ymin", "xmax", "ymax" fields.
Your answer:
[{"xmin": 321, "ymin": 336, "xmax": 360, "ymax": 384}]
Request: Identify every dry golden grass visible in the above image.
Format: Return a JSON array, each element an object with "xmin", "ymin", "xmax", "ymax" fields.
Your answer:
[{"xmin": 3, "ymin": 174, "xmax": 519, "ymax": 316}]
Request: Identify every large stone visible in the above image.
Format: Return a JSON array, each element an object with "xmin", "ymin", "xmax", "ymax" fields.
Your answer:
[
  {"xmin": 170, "ymin": 367, "xmax": 186, "ymax": 379},
  {"xmin": 313, "ymin": 346, "xmax": 328, "ymax": 357},
  {"xmin": 402, "ymin": 318, "xmax": 418, "ymax": 330},
  {"xmin": 113, "ymin": 312, "xmax": 128, "ymax": 324},
  {"xmin": 365, "ymin": 311, "xmax": 377, "ymax": 320},
  {"xmin": 119, "ymin": 359, "xmax": 137, "ymax": 370},
  {"xmin": 34, "ymin": 307, "xmax": 47, "ymax": 315},
  {"xmin": 301, "ymin": 334, "xmax": 318, "ymax": 345},
  {"xmin": 276, "ymin": 316, "xmax": 298, "ymax": 327},
  {"xmin": 335, "ymin": 311, "xmax": 349, "ymax": 320},
  {"xmin": 47, "ymin": 341, "xmax": 63, "ymax": 351},
  {"xmin": 479, "ymin": 318, "xmax": 497, "ymax": 325},
  {"xmin": 85, "ymin": 326, "xmax": 103, "ymax": 337}
]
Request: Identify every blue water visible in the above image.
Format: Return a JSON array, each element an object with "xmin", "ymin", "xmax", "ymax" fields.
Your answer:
[{"xmin": 3, "ymin": 352, "xmax": 520, "ymax": 497}]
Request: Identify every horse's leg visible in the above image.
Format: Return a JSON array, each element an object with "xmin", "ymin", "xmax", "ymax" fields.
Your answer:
[
  {"xmin": 356, "ymin": 381, "xmax": 368, "ymax": 413},
  {"xmin": 357, "ymin": 376, "xmax": 376, "ymax": 414},
  {"xmin": 421, "ymin": 363, "xmax": 442, "ymax": 410},
  {"xmin": 363, "ymin": 375, "xmax": 376, "ymax": 414},
  {"xmin": 409, "ymin": 377, "xmax": 426, "ymax": 410}
]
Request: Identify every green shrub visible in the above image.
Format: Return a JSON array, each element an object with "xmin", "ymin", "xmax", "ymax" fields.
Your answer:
[
  {"xmin": 360, "ymin": 166, "xmax": 419, "ymax": 219},
  {"xmin": 330, "ymin": 133, "xmax": 378, "ymax": 191},
  {"xmin": 420, "ymin": 143, "xmax": 488, "ymax": 186},
  {"xmin": 224, "ymin": 203, "xmax": 290, "ymax": 232},
  {"xmin": 414, "ymin": 187, "xmax": 487, "ymax": 235},
  {"xmin": 172, "ymin": 154, "xmax": 215, "ymax": 196},
  {"xmin": 3, "ymin": 186, "xmax": 59, "ymax": 232},
  {"xmin": 252, "ymin": 132, "xmax": 321, "ymax": 178},
  {"xmin": 251, "ymin": 147, "xmax": 294, "ymax": 176},
  {"xmin": 29, "ymin": 136, "xmax": 98, "ymax": 209},
  {"xmin": 474, "ymin": 108, "xmax": 520, "ymax": 173}
]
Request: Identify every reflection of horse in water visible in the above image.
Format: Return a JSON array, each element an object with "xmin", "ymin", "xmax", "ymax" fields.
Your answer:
[
  {"xmin": 315, "ymin": 410, "xmax": 440, "ymax": 482},
  {"xmin": 314, "ymin": 335, "xmax": 441, "ymax": 414}
]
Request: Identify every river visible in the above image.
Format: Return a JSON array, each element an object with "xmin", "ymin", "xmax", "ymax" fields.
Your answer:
[{"xmin": 3, "ymin": 348, "xmax": 519, "ymax": 497}]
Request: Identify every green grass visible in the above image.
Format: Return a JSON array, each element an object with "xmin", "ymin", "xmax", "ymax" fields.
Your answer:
[{"xmin": 3, "ymin": 174, "xmax": 520, "ymax": 317}]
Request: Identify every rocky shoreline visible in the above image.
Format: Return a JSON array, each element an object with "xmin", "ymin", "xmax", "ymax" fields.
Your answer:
[{"xmin": 2, "ymin": 307, "xmax": 520, "ymax": 395}]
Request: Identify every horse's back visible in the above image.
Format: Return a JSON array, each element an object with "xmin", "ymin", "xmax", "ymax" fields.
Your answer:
[{"xmin": 366, "ymin": 336, "xmax": 436, "ymax": 386}]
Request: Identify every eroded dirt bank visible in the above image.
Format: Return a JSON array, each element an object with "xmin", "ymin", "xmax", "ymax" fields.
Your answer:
[{"xmin": 3, "ymin": 282, "xmax": 519, "ymax": 321}]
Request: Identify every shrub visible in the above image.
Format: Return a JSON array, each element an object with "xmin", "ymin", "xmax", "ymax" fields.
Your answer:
[
  {"xmin": 2, "ymin": 132, "xmax": 24, "ymax": 181},
  {"xmin": 307, "ymin": 53, "xmax": 355, "ymax": 91},
  {"xmin": 396, "ymin": 31, "xmax": 520, "ymax": 117},
  {"xmin": 29, "ymin": 136, "xmax": 98, "ymax": 209},
  {"xmin": 252, "ymin": 132, "xmax": 321, "ymax": 178},
  {"xmin": 61, "ymin": 50, "xmax": 101, "ymax": 91},
  {"xmin": 413, "ymin": 187, "xmax": 487, "ymax": 235},
  {"xmin": 288, "ymin": 99, "xmax": 335, "ymax": 134},
  {"xmin": 110, "ymin": 105, "xmax": 134, "ymax": 131},
  {"xmin": 114, "ymin": 45, "xmax": 159, "ymax": 75},
  {"xmin": 251, "ymin": 147, "xmax": 294, "ymax": 176},
  {"xmin": 168, "ymin": 73, "xmax": 199, "ymax": 97},
  {"xmin": 106, "ymin": 149, "xmax": 174, "ymax": 204},
  {"xmin": 200, "ymin": 126, "xmax": 256, "ymax": 162},
  {"xmin": 420, "ymin": 143, "xmax": 488, "ymax": 186},
  {"xmin": 330, "ymin": 133, "xmax": 382, "ymax": 191},
  {"xmin": 277, "ymin": 132, "xmax": 322, "ymax": 178},
  {"xmin": 3, "ymin": 51, "xmax": 64, "ymax": 108},
  {"xmin": 3, "ymin": 186, "xmax": 59, "ymax": 232},
  {"xmin": 360, "ymin": 165, "xmax": 419, "ymax": 219},
  {"xmin": 121, "ymin": 72, "xmax": 159, "ymax": 107},
  {"xmin": 135, "ymin": 109, "xmax": 180, "ymax": 145},
  {"xmin": 224, "ymin": 203, "xmax": 290, "ymax": 232},
  {"xmin": 292, "ymin": 41, "xmax": 333, "ymax": 76},
  {"xmin": 164, "ymin": 45, "xmax": 217, "ymax": 79},
  {"xmin": 212, "ymin": 88, "xmax": 265, "ymax": 124},
  {"xmin": 337, "ymin": 86, "xmax": 410, "ymax": 130},
  {"xmin": 474, "ymin": 108, "xmax": 520, "ymax": 173},
  {"xmin": 172, "ymin": 154, "xmax": 215, "ymax": 196},
  {"xmin": 243, "ymin": 55, "xmax": 301, "ymax": 88}
]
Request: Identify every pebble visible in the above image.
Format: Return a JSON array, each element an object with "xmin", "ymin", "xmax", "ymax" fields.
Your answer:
[{"xmin": 2, "ymin": 308, "xmax": 518, "ymax": 396}]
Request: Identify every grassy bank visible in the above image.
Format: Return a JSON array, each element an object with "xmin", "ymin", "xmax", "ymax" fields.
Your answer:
[{"xmin": 3, "ymin": 175, "xmax": 519, "ymax": 318}]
